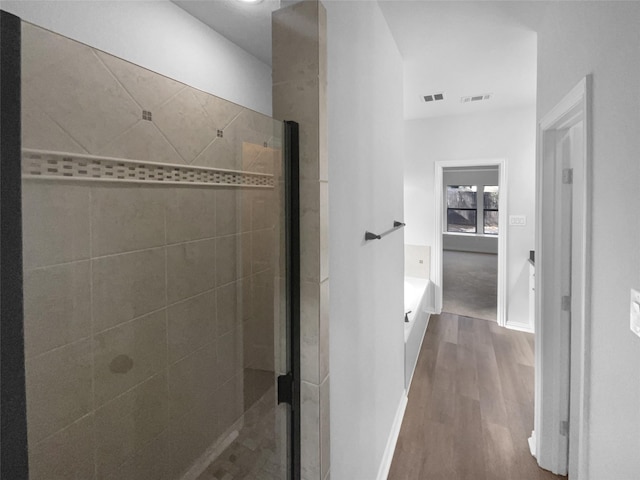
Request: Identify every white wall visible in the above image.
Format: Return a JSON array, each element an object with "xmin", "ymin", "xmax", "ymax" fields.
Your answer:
[
  {"xmin": 0, "ymin": 0, "xmax": 273, "ymax": 115},
  {"xmin": 405, "ymin": 106, "xmax": 536, "ymax": 329},
  {"xmin": 532, "ymin": 3, "xmax": 640, "ymax": 477},
  {"xmin": 326, "ymin": 1, "xmax": 405, "ymax": 479}
]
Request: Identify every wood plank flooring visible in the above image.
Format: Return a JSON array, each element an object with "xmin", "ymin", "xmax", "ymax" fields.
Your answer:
[{"xmin": 388, "ymin": 313, "xmax": 564, "ymax": 480}]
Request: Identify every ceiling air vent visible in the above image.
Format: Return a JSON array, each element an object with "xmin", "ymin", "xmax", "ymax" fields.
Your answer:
[
  {"xmin": 422, "ymin": 92, "xmax": 445, "ymax": 103},
  {"xmin": 461, "ymin": 93, "xmax": 492, "ymax": 104}
]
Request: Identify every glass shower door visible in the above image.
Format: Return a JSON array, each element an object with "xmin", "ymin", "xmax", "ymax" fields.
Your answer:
[{"xmin": 14, "ymin": 20, "xmax": 295, "ymax": 480}]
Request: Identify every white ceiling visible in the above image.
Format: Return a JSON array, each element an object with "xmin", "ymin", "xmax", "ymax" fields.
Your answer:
[
  {"xmin": 174, "ymin": 0, "xmax": 537, "ymax": 119},
  {"xmin": 378, "ymin": 1, "xmax": 537, "ymax": 119}
]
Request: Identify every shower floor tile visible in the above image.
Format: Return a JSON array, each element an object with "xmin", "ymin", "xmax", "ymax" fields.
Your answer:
[{"xmin": 197, "ymin": 385, "xmax": 284, "ymax": 480}]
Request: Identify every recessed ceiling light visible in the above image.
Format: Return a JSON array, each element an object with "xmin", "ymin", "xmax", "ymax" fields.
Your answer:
[{"xmin": 236, "ymin": 0, "xmax": 263, "ymax": 4}]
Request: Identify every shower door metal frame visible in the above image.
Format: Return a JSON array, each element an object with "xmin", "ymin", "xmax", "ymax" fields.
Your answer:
[
  {"xmin": 0, "ymin": 9, "xmax": 29, "ymax": 480},
  {"xmin": 282, "ymin": 120, "xmax": 301, "ymax": 480}
]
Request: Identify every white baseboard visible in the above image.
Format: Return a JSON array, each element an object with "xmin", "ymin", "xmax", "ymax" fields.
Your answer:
[
  {"xmin": 406, "ymin": 313, "xmax": 431, "ymax": 394},
  {"xmin": 376, "ymin": 393, "xmax": 408, "ymax": 480},
  {"xmin": 528, "ymin": 430, "xmax": 536, "ymax": 457},
  {"xmin": 506, "ymin": 321, "xmax": 534, "ymax": 333}
]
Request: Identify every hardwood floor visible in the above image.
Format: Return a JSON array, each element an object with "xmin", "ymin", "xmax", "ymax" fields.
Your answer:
[{"xmin": 388, "ymin": 313, "xmax": 564, "ymax": 480}]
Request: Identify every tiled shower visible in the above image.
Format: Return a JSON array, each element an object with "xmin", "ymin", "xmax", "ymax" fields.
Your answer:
[{"xmin": 20, "ymin": 22, "xmax": 288, "ymax": 480}]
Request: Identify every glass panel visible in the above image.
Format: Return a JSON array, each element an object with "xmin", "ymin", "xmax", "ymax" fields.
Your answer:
[
  {"xmin": 447, "ymin": 209, "xmax": 477, "ymax": 233},
  {"xmin": 483, "ymin": 185, "xmax": 499, "ymax": 210},
  {"xmin": 20, "ymin": 22, "xmax": 289, "ymax": 480},
  {"xmin": 484, "ymin": 210, "xmax": 499, "ymax": 235},
  {"xmin": 447, "ymin": 185, "xmax": 477, "ymax": 208}
]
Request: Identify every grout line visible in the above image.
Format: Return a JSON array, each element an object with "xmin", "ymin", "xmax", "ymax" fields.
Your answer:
[
  {"xmin": 163, "ymin": 204, "xmax": 171, "ymax": 462},
  {"xmin": 31, "ymin": 411, "xmax": 95, "ymax": 448},
  {"xmin": 92, "ymin": 49, "xmax": 144, "ymax": 111},
  {"xmin": 88, "ymin": 187, "xmax": 98, "ymax": 479}
]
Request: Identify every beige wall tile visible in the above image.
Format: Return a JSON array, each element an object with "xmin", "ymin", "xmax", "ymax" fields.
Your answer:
[
  {"xmin": 319, "ymin": 279, "xmax": 330, "ymax": 383},
  {"xmin": 28, "ymin": 415, "xmax": 95, "ymax": 480},
  {"xmin": 193, "ymin": 110, "xmax": 273, "ymax": 171},
  {"xmin": 240, "ymin": 232, "xmax": 252, "ymax": 278},
  {"xmin": 94, "ymin": 373, "xmax": 168, "ymax": 478},
  {"xmin": 167, "ymin": 239, "xmax": 216, "ymax": 303},
  {"xmin": 23, "ymin": 261, "xmax": 91, "ymax": 358},
  {"xmin": 251, "ymin": 191, "xmax": 276, "ymax": 231},
  {"xmin": 95, "ymin": 51, "xmax": 184, "ymax": 111},
  {"xmin": 320, "ymin": 375, "xmax": 330, "ymax": 479},
  {"xmin": 319, "ymin": 79, "xmax": 328, "ymax": 183},
  {"xmin": 217, "ymin": 373, "xmax": 244, "ymax": 434},
  {"xmin": 26, "ymin": 340, "xmax": 93, "ymax": 443},
  {"xmin": 300, "ymin": 381, "xmax": 320, "ymax": 480},
  {"xmin": 217, "ymin": 327, "xmax": 243, "ymax": 384},
  {"xmin": 153, "ymin": 87, "xmax": 217, "ymax": 164},
  {"xmin": 168, "ymin": 392, "xmax": 218, "ymax": 479},
  {"xmin": 97, "ymin": 120, "xmax": 184, "ymax": 165},
  {"xmin": 166, "ymin": 187, "xmax": 216, "ymax": 244},
  {"xmin": 93, "ymin": 310, "xmax": 167, "ymax": 407},
  {"xmin": 167, "ymin": 291, "xmax": 216, "ymax": 364},
  {"xmin": 92, "ymin": 247, "xmax": 166, "ymax": 332},
  {"xmin": 104, "ymin": 431, "xmax": 172, "ymax": 480},
  {"xmin": 91, "ymin": 186, "xmax": 165, "ymax": 257},
  {"xmin": 215, "ymin": 235, "xmax": 241, "ymax": 287},
  {"xmin": 216, "ymin": 282, "xmax": 239, "ymax": 337},
  {"xmin": 194, "ymin": 88, "xmax": 243, "ymax": 131},
  {"xmin": 240, "ymin": 190, "xmax": 253, "ymax": 234},
  {"xmin": 252, "ymin": 270, "xmax": 274, "ymax": 327},
  {"xmin": 22, "ymin": 183, "xmax": 90, "ymax": 269},
  {"xmin": 243, "ymin": 368, "xmax": 274, "ymax": 411},
  {"xmin": 272, "ymin": 1, "xmax": 320, "ymax": 85},
  {"xmin": 320, "ymin": 181, "xmax": 329, "ymax": 281},
  {"xmin": 299, "ymin": 180, "xmax": 321, "ymax": 283},
  {"xmin": 251, "ymin": 229, "xmax": 274, "ymax": 275},
  {"xmin": 272, "ymin": 78, "xmax": 320, "ymax": 182},
  {"xmin": 242, "ymin": 143, "xmax": 273, "ymax": 174},
  {"xmin": 215, "ymin": 189, "xmax": 240, "ymax": 236},
  {"xmin": 21, "ymin": 23, "xmax": 88, "ymax": 81},
  {"xmin": 22, "ymin": 92, "xmax": 88, "ymax": 154},
  {"xmin": 191, "ymin": 135, "xmax": 237, "ymax": 171},
  {"xmin": 300, "ymin": 282, "xmax": 320, "ymax": 384},
  {"xmin": 168, "ymin": 343, "xmax": 217, "ymax": 421},
  {"xmin": 248, "ymin": 271, "xmax": 275, "ymax": 372},
  {"xmin": 238, "ymin": 277, "xmax": 253, "ymax": 322},
  {"xmin": 26, "ymin": 46, "xmax": 140, "ymax": 153}
]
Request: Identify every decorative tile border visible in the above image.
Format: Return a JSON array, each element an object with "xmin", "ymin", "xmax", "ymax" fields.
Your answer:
[{"xmin": 22, "ymin": 149, "xmax": 274, "ymax": 188}]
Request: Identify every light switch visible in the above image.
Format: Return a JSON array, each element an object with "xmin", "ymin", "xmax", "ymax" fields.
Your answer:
[
  {"xmin": 509, "ymin": 215, "xmax": 526, "ymax": 226},
  {"xmin": 630, "ymin": 289, "xmax": 640, "ymax": 338}
]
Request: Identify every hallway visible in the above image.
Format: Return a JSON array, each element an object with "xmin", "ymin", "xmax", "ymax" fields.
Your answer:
[{"xmin": 388, "ymin": 313, "xmax": 563, "ymax": 480}]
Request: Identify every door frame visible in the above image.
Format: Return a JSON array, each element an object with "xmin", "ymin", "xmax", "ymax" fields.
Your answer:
[
  {"xmin": 433, "ymin": 158, "xmax": 508, "ymax": 326},
  {"xmin": 535, "ymin": 75, "xmax": 591, "ymax": 478}
]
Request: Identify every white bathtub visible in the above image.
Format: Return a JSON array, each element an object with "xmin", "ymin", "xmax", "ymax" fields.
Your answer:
[{"xmin": 404, "ymin": 276, "xmax": 432, "ymax": 389}]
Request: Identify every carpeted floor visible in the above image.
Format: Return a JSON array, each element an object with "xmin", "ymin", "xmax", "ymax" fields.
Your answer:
[{"xmin": 442, "ymin": 250, "xmax": 497, "ymax": 322}]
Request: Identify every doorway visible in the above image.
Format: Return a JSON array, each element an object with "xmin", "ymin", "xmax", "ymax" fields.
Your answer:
[
  {"xmin": 434, "ymin": 159, "xmax": 508, "ymax": 326},
  {"xmin": 534, "ymin": 76, "xmax": 591, "ymax": 478}
]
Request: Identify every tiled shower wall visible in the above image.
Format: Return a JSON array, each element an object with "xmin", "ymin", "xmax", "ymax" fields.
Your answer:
[
  {"xmin": 21, "ymin": 22, "xmax": 283, "ymax": 480},
  {"xmin": 273, "ymin": 2, "xmax": 329, "ymax": 479}
]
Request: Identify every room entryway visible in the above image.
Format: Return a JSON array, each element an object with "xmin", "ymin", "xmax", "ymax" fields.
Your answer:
[{"xmin": 442, "ymin": 251, "xmax": 497, "ymax": 322}]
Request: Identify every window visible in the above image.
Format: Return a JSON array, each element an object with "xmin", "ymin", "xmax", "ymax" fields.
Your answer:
[
  {"xmin": 446, "ymin": 184, "xmax": 499, "ymax": 235},
  {"xmin": 447, "ymin": 185, "xmax": 477, "ymax": 233},
  {"xmin": 483, "ymin": 185, "xmax": 499, "ymax": 235}
]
